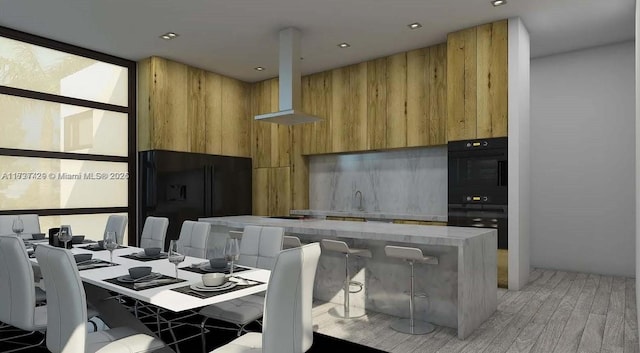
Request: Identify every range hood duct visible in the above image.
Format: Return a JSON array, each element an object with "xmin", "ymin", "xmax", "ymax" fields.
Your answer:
[{"xmin": 254, "ymin": 27, "xmax": 322, "ymax": 125}]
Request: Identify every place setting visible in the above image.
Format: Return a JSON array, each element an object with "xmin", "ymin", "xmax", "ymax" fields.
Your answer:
[
  {"xmin": 120, "ymin": 247, "xmax": 168, "ymax": 262},
  {"xmin": 73, "ymin": 253, "xmax": 119, "ymax": 271},
  {"xmin": 180, "ymin": 237, "xmax": 248, "ymax": 275},
  {"xmin": 104, "ymin": 266, "xmax": 185, "ymax": 291},
  {"xmin": 172, "ymin": 272, "xmax": 263, "ymax": 299}
]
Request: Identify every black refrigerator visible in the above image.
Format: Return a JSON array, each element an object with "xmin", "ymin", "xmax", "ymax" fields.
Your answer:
[{"xmin": 138, "ymin": 150, "xmax": 252, "ymax": 249}]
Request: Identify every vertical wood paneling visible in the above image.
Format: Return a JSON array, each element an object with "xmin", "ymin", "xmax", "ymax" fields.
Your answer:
[
  {"xmin": 137, "ymin": 58, "xmax": 151, "ymax": 151},
  {"xmin": 220, "ymin": 77, "xmax": 249, "ymax": 157},
  {"xmin": 290, "ymin": 125, "xmax": 309, "ymax": 210},
  {"xmin": 269, "ymin": 167, "xmax": 291, "ymax": 216},
  {"xmin": 187, "ymin": 67, "xmax": 206, "ymax": 153},
  {"xmin": 367, "ymin": 58, "xmax": 387, "ymax": 150},
  {"xmin": 386, "ymin": 52, "xmax": 407, "ymax": 148},
  {"xmin": 428, "ymin": 43, "xmax": 447, "ymax": 145},
  {"xmin": 312, "ymin": 72, "xmax": 332, "ymax": 154},
  {"xmin": 477, "ymin": 20, "xmax": 508, "ymax": 138},
  {"xmin": 252, "ymin": 80, "xmax": 272, "ymax": 167},
  {"xmin": 351, "ymin": 63, "xmax": 368, "ymax": 152},
  {"xmin": 332, "ymin": 63, "xmax": 367, "ymax": 153},
  {"xmin": 252, "ymin": 168, "xmax": 269, "ymax": 216},
  {"xmin": 204, "ymin": 71, "xmax": 222, "ymax": 155},
  {"xmin": 151, "ymin": 57, "xmax": 189, "ymax": 151},
  {"xmin": 447, "ymin": 27, "xmax": 477, "ymax": 142},
  {"xmin": 406, "ymin": 48, "xmax": 427, "ymax": 147},
  {"xmin": 269, "ymin": 79, "xmax": 281, "ymax": 166},
  {"xmin": 269, "ymin": 78, "xmax": 291, "ymax": 167},
  {"xmin": 331, "ymin": 66, "xmax": 350, "ymax": 153}
]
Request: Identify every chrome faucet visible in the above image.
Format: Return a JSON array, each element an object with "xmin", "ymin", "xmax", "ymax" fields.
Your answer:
[{"xmin": 354, "ymin": 190, "xmax": 364, "ymax": 211}]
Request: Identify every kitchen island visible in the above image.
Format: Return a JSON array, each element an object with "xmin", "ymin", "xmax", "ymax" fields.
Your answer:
[{"xmin": 199, "ymin": 215, "xmax": 496, "ymax": 339}]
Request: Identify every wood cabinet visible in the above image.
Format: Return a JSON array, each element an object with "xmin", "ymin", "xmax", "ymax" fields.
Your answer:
[
  {"xmin": 252, "ymin": 167, "xmax": 291, "ymax": 216},
  {"xmin": 331, "ymin": 63, "xmax": 368, "ymax": 153},
  {"xmin": 447, "ymin": 20, "xmax": 508, "ymax": 141},
  {"xmin": 138, "ymin": 56, "xmax": 250, "ymax": 157}
]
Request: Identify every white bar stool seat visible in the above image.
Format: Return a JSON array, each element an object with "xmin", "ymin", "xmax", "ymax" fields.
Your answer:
[
  {"xmin": 321, "ymin": 239, "xmax": 372, "ymax": 319},
  {"xmin": 385, "ymin": 245, "xmax": 438, "ymax": 335}
]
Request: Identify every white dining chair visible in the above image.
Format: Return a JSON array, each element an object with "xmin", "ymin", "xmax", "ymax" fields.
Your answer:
[
  {"xmin": 0, "ymin": 214, "xmax": 41, "ymax": 239},
  {"xmin": 210, "ymin": 242, "xmax": 321, "ymax": 353},
  {"xmin": 104, "ymin": 215, "xmax": 127, "ymax": 245},
  {"xmin": 35, "ymin": 244, "xmax": 166, "ymax": 353},
  {"xmin": 139, "ymin": 216, "xmax": 169, "ymax": 250},
  {"xmin": 0, "ymin": 235, "xmax": 48, "ymax": 351},
  {"xmin": 199, "ymin": 226, "xmax": 284, "ymax": 345},
  {"xmin": 176, "ymin": 221, "xmax": 211, "ymax": 258}
]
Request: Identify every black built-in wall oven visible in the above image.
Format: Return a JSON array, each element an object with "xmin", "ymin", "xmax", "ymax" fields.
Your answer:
[{"xmin": 448, "ymin": 137, "xmax": 508, "ymax": 249}]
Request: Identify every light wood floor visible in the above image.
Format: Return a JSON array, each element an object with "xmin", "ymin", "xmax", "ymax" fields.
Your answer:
[{"xmin": 312, "ymin": 269, "xmax": 638, "ymax": 353}]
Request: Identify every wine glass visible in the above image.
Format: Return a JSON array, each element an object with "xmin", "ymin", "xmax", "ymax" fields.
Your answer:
[
  {"xmin": 168, "ymin": 240, "xmax": 185, "ymax": 279},
  {"xmin": 12, "ymin": 217, "xmax": 24, "ymax": 238},
  {"xmin": 104, "ymin": 231, "xmax": 118, "ymax": 265},
  {"xmin": 58, "ymin": 228, "xmax": 72, "ymax": 249},
  {"xmin": 224, "ymin": 238, "xmax": 240, "ymax": 275}
]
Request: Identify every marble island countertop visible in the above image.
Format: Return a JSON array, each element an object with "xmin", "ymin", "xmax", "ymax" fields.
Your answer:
[
  {"xmin": 290, "ymin": 209, "xmax": 448, "ymax": 222},
  {"xmin": 199, "ymin": 215, "xmax": 493, "ymax": 247}
]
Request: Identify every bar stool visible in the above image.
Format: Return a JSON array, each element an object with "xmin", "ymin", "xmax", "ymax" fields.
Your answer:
[
  {"xmin": 321, "ymin": 239, "xmax": 372, "ymax": 319},
  {"xmin": 283, "ymin": 235, "xmax": 303, "ymax": 248},
  {"xmin": 384, "ymin": 245, "xmax": 439, "ymax": 335}
]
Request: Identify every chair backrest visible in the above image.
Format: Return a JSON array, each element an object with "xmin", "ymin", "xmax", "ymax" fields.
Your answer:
[
  {"xmin": 0, "ymin": 235, "xmax": 37, "ymax": 331},
  {"xmin": 104, "ymin": 215, "xmax": 127, "ymax": 244},
  {"xmin": 35, "ymin": 244, "xmax": 87, "ymax": 353},
  {"xmin": 283, "ymin": 235, "xmax": 302, "ymax": 249},
  {"xmin": 238, "ymin": 226, "xmax": 284, "ymax": 270},
  {"xmin": 177, "ymin": 221, "xmax": 211, "ymax": 258},
  {"xmin": 262, "ymin": 243, "xmax": 321, "ymax": 353},
  {"xmin": 140, "ymin": 216, "xmax": 169, "ymax": 250},
  {"xmin": 0, "ymin": 214, "xmax": 41, "ymax": 238}
]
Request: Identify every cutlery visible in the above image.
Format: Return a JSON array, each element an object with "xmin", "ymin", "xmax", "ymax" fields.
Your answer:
[
  {"xmin": 190, "ymin": 261, "xmax": 209, "ymax": 268},
  {"xmin": 132, "ymin": 273, "xmax": 160, "ymax": 283},
  {"xmin": 78, "ymin": 263, "xmax": 111, "ymax": 270},
  {"xmin": 187, "ymin": 290, "xmax": 207, "ymax": 298},
  {"xmin": 229, "ymin": 276, "xmax": 258, "ymax": 285},
  {"xmin": 133, "ymin": 278, "xmax": 176, "ymax": 290},
  {"xmin": 76, "ymin": 259, "xmax": 99, "ymax": 266}
]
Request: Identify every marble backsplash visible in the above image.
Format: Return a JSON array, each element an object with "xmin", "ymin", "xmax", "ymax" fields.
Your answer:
[{"xmin": 309, "ymin": 146, "xmax": 448, "ymax": 216}]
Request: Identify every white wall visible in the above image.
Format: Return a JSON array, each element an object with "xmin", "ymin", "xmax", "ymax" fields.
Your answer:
[
  {"xmin": 531, "ymin": 41, "xmax": 635, "ymax": 277},
  {"xmin": 508, "ymin": 17, "xmax": 531, "ymax": 290}
]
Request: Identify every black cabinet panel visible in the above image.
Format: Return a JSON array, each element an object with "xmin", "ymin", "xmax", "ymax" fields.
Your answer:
[{"xmin": 139, "ymin": 150, "xmax": 252, "ymax": 249}]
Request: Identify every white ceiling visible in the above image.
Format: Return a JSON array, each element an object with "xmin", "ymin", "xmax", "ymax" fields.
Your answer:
[{"xmin": 0, "ymin": 0, "xmax": 634, "ymax": 82}]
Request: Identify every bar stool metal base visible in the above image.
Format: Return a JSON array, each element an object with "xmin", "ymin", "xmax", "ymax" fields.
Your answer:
[
  {"xmin": 390, "ymin": 318, "xmax": 435, "ymax": 335},
  {"xmin": 328, "ymin": 306, "xmax": 366, "ymax": 319}
]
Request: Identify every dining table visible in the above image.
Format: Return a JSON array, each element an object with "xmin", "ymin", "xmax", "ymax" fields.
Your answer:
[{"xmin": 26, "ymin": 239, "xmax": 271, "ymax": 352}]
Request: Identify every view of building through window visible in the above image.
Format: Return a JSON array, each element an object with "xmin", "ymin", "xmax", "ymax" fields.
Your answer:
[{"xmin": 0, "ymin": 29, "xmax": 134, "ymax": 244}]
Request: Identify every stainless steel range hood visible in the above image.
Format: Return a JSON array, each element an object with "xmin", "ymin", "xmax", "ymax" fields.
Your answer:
[{"xmin": 254, "ymin": 28, "xmax": 322, "ymax": 125}]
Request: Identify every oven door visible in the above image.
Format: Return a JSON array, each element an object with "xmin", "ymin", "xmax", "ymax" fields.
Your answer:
[
  {"xmin": 448, "ymin": 204, "xmax": 508, "ymax": 249},
  {"xmin": 448, "ymin": 150, "xmax": 508, "ymax": 205}
]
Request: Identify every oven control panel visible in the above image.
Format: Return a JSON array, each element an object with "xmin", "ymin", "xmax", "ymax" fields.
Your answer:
[{"xmin": 465, "ymin": 195, "xmax": 490, "ymax": 203}]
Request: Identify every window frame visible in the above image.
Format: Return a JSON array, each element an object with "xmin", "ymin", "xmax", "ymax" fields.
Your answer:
[{"xmin": 0, "ymin": 25, "xmax": 137, "ymax": 245}]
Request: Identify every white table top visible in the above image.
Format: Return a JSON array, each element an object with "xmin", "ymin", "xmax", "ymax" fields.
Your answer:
[{"xmin": 30, "ymin": 243, "xmax": 270, "ymax": 313}]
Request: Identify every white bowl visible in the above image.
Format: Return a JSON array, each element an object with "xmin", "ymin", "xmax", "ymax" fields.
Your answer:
[{"xmin": 202, "ymin": 273, "xmax": 227, "ymax": 287}]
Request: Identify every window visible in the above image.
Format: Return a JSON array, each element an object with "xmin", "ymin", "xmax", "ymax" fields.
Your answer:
[{"xmin": 0, "ymin": 26, "xmax": 135, "ymax": 244}]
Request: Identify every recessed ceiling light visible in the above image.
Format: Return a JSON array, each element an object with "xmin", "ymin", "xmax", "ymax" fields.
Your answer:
[
  {"xmin": 491, "ymin": 0, "xmax": 507, "ymax": 6},
  {"xmin": 160, "ymin": 32, "xmax": 179, "ymax": 40},
  {"xmin": 338, "ymin": 42, "xmax": 350, "ymax": 48},
  {"xmin": 408, "ymin": 22, "xmax": 422, "ymax": 30},
  {"xmin": 254, "ymin": 66, "xmax": 265, "ymax": 71}
]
